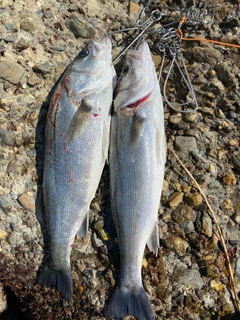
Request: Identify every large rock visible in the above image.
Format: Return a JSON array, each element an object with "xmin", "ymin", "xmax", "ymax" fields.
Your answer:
[
  {"xmin": 174, "ymin": 136, "xmax": 198, "ymax": 152},
  {"xmin": 174, "ymin": 266, "xmax": 204, "ymax": 288},
  {"xmin": 0, "ymin": 60, "xmax": 25, "ymax": 84},
  {"xmin": 66, "ymin": 14, "xmax": 95, "ymax": 38}
]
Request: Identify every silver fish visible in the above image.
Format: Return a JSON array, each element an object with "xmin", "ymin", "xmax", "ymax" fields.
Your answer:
[
  {"xmin": 107, "ymin": 41, "xmax": 166, "ymax": 320},
  {"xmin": 38, "ymin": 37, "xmax": 115, "ymax": 301}
]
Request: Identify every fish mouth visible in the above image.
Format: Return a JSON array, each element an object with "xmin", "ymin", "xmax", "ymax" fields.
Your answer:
[
  {"xmin": 91, "ymin": 36, "xmax": 111, "ymax": 56},
  {"xmin": 126, "ymin": 41, "xmax": 153, "ymax": 70}
]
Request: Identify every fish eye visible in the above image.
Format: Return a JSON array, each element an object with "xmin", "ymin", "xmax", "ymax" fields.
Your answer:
[
  {"xmin": 122, "ymin": 66, "xmax": 129, "ymax": 74},
  {"xmin": 78, "ymin": 48, "xmax": 89, "ymax": 58}
]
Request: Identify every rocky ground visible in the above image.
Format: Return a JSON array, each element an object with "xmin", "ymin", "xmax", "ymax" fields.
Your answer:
[{"xmin": 0, "ymin": 0, "xmax": 240, "ymax": 319}]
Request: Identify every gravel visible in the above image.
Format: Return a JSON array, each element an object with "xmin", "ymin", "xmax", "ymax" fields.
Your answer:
[{"xmin": 0, "ymin": 0, "xmax": 240, "ymax": 319}]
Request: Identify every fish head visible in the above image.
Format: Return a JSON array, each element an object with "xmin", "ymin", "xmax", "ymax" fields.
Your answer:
[
  {"xmin": 72, "ymin": 36, "xmax": 112, "ymax": 74},
  {"xmin": 114, "ymin": 41, "xmax": 157, "ymax": 116}
]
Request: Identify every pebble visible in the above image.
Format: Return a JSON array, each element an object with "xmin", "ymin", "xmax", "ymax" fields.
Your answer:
[
  {"xmin": 93, "ymin": 217, "xmax": 104, "ymax": 231},
  {"xmin": 0, "ymin": 229, "xmax": 7, "ymax": 240},
  {"xmin": 183, "ymin": 111, "xmax": 198, "ymax": 123},
  {"xmin": 129, "ymin": 1, "xmax": 140, "ymax": 14},
  {"xmin": 215, "ymin": 108, "xmax": 225, "ymax": 119},
  {"xmin": 0, "ymin": 129, "xmax": 16, "ymax": 146},
  {"xmin": 215, "ymin": 62, "xmax": 233, "ymax": 87},
  {"xmin": 228, "ymin": 138, "xmax": 238, "ymax": 146},
  {"xmin": 171, "ymin": 205, "xmax": 195, "ymax": 224},
  {"xmin": 174, "ymin": 136, "xmax": 197, "ymax": 152},
  {"xmin": 162, "ymin": 179, "xmax": 169, "ymax": 192},
  {"xmin": 210, "ymin": 280, "xmax": 224, "ymax": 292},
  {"xmin": 20, "ymin": 17, "xmax": 36, "ymax": 32},
  {"xmin": 173, "ymin": 266, "xmax": 204, "ymax": 288},
  {"xmin": 14, "ymin": 38, "xmax": 30, "ymax": 51},
  {"xmin": 173, "ymin": 235, "xmax": 189, "ymax": 256},
  {"xmin": 27, "ymin": 72, "xmax": 42, "ymax": 87},
  {"xmin": 49, "ymin": 46, "xmax": 66, "ymax": 52},
  {"xmin": 0, "ymin": 61, "xmax": 25, "ymax": 84},
  {"xmin": 208, "ymin": 164, "xmax": 216, "ymax": 174},
  {"xmin": 223, "ymin": 173, "xmax": 237, "ymax": 186},
  {"xmin": 198, "ymin": 106, "xmax": 214, "ymax": 115},
  {"xmin": 3, "ymin": 34, "xmax": 16, "ymax": 42},
  {"xmin": 181, "ymin": 220, "xmax": 195, "ymax": 234},
  {"xmin": 208, "ymin": 180, "xmax": 222, "ymax": 190},
  {"xmin": 18, "ymin": 191, "xmax": 35, "ymax": 212},
  {"xmin": 168, "ymin": 113, "xmax": 182, "ymax": 125},
  {"xmin": 220, "ymin": 199, "xmax": 234, "ymax": 211},
  {"xmin": 185, "ymin": 192, "xmax": 202, "ymax": 207},
  {"xmin": 210, "ymin": 78, "xmax": 225, "ymax": 94},
  {"xmin": 8, "ymin": 231, "xmax": 24, "ymax": 246},
  {"xmin": 207, "ymin": 265, "xmax": 219, "ymax": 278},
  {"xmin": 192, "ymin": 46, "xmax": 221, "ymax": 65},
  {"xmin": 207, "ymin": 69, "xmax": 216, "ymax": 77},
  {"xmin": 167, "ymin": 192, "xmax": 184, "ymax": 209},
  {"xmin": 196, "ymin": 212, "xmax": 212, "ymax": 238},
  {"xmin": 33, "ymin": 62, "xmax": 52, "ymax": 75},
  {"xmin": 66, "ymin": 14, "xmax": 95, "ymax": 38}
]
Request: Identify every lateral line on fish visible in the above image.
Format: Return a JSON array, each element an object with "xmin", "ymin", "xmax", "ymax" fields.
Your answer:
[{"xmin": 125, "ymin": 93, "xmax": 151, "ymax": 112}]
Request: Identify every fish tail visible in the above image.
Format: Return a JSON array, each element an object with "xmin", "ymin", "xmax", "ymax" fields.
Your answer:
[
  {"xmin": 107, "ymin": 283, "xmax": 155, "ymax": 320},
  {"xmin": 38, "ymin": 264, "xmax": 72, "ymax": 301}
]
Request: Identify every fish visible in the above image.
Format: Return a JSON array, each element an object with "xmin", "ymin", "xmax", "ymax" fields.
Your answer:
[
  {"xmin": 107, "ymin": 41, "xmax": 167, "ymax": 320},
  {"xmin": 38, "ymin": 37, "xmax": 116, "ymax": 301}
]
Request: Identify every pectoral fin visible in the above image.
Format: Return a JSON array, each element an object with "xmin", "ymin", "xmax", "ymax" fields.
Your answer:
[
  {"xmin": 130, "ymin": 113, "xmax": 145, "ymax": 149},
  {"xmin": 66, "ymin": 100, "xmax": 92, "ymax": 142},
  {"xmin": 76, "ymin": 211, "xmax": 89, "ymax": 239},
  {"xmin": 146, "ymin": 222, "xmax": 159, "ymax": 256}
]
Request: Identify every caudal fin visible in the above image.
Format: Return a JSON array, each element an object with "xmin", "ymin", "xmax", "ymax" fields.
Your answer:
[
  {"xmin": 107, "ymin": 284, "xmax": 155, "ymax": 320},
  {"xmin": 38, "ymin": 264, "xmax": 73, "ymax": 301}
]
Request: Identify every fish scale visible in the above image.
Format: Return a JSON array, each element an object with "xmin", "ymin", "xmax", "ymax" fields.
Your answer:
[
  {"xmin": 38, "ymin": 37, "xmax": 115, "ymax": 301},
  {"xmin": 108, "ymin": 41, "xmax": 166, "ymax": 320}
]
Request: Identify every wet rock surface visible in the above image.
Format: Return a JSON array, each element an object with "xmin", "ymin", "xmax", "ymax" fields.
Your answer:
[{"xmin": 0, "ymin": 0, "xmax": 240, "ymax": 319}]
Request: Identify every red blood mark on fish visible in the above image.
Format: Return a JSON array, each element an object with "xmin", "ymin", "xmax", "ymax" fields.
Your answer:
[
  {"xmin": 66, "ymin": 171, "xmax": 71, "ymax": 175},
  {"xmin": 93, "ymin": 113, "xmax": 99, "ymax": 117},
  {"xmin": 67, "ymin": 179, "xmax": 75, "ymax": 183},
  {"xmin": 50, "ymin": 138, "xmax": 54, "ymax": 151},
  {"xmin": 63, "ymin": 141, "xmax": 70, "ymax": 154},
  {"xmin": 64, "ymin": 77, "xmax": 71, "ymax": 96},
  {"xmin": 126, "ymin": 93, "xmax": 151, "ymax": 113},
  {"xmin": 49, "ymin": 90, "xmax": 62, "ymax": 127}
]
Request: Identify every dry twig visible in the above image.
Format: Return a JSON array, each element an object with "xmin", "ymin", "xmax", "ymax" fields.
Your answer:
[{"xmin": 170, "ymin": 148, "xmax": 240, "ymax": 313}]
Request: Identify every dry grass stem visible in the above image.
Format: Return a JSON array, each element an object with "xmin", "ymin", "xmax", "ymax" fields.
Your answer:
[{"xmin": 170, "ymin": 148, "xmax": 240, "ymax": 313}]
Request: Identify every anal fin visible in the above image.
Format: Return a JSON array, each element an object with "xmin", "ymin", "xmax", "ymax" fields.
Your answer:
[
  {"xmin": 76, "ymin": 211, "xmax": 89, "ymax": 239},
  {"xmin": 102, "ymin": 119, "xmax": 110, "ymax": 163},
  {"xmin": 66, "ymin": 100, "xmax": 92, "ymax": 142},
  {"xmin": 146, "ymin": 222, "xmax": 159, "ymax": 256}
]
